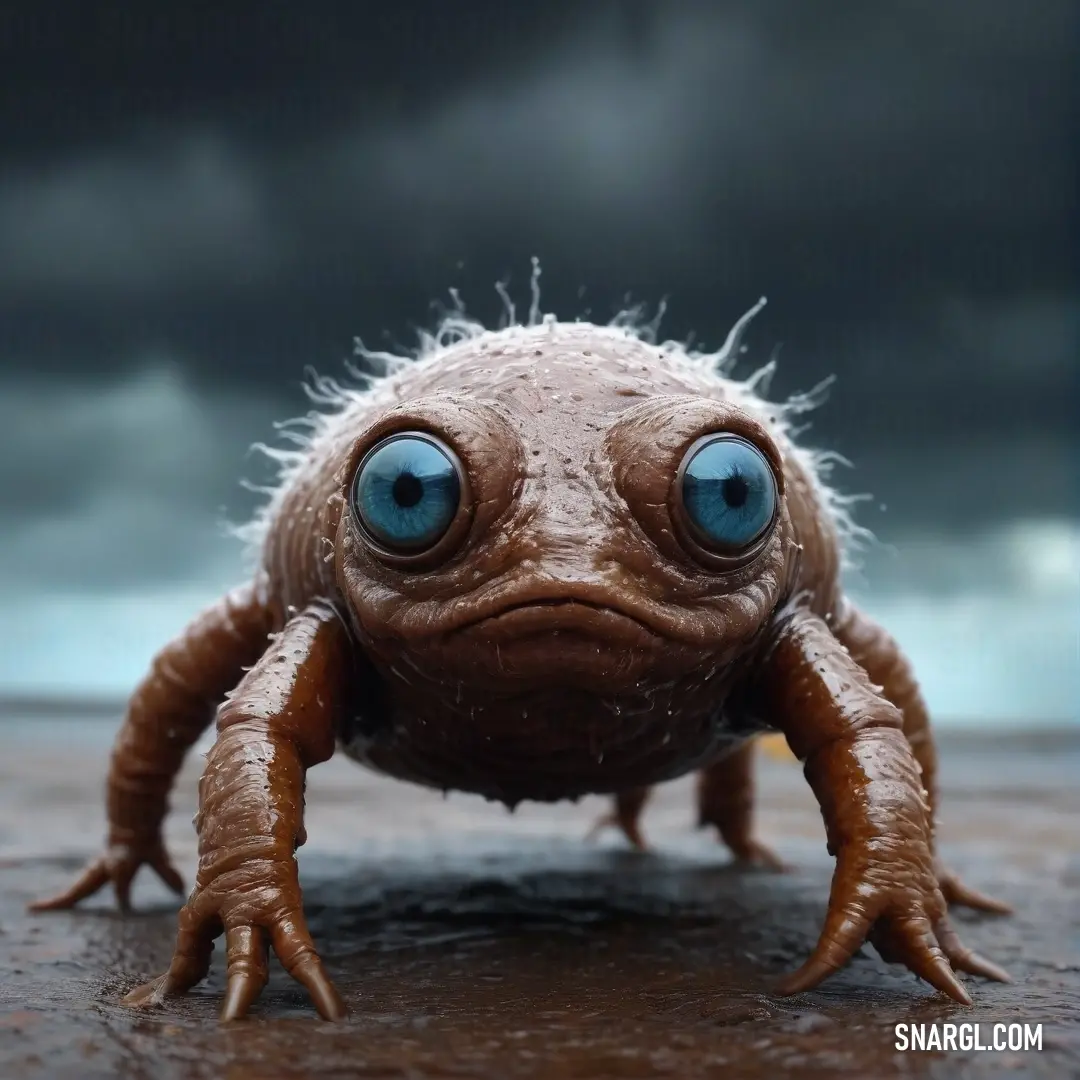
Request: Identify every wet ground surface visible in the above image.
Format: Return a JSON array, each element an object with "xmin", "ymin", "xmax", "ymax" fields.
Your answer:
[{"xmin": 1, "ymin": 719, "xmax": 1077, "ymax": 1079}]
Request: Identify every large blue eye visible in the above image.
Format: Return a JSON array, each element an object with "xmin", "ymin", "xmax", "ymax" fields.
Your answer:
[
  {"xmin": 353, "ymin": 433, "xmax": 463, "ymax": 553},
  {"xmin": 678, "ymin": 435, "xmax": 777, "ymax": 553}
]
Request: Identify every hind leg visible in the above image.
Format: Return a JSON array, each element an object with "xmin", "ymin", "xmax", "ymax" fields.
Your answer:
[
  {"xmin": 588, "ymin": 786, "xmax": 651, "ymax": 849},
  {"xmin": 589, "ymin": 741, "xmax": 782, "ymax": 867},
  {"xmin": 696, "ymin": 741, "xmax": 785, "ymax": 869},
  {"xmin": 833, "ymin": 602, "xmax": 1010, "ymax": 914}
]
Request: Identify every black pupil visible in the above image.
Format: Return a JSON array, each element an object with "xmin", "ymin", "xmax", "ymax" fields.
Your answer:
[
  {"xmin": 721, "ymin": 474, "xmax": 749, "ymax": 508},
  {"xmin": 392, "ymin": 472, "xmax": 424, "ymax": 508}
]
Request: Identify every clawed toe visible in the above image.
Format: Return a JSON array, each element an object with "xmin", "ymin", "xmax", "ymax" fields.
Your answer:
[
  {"xmin": 870, "ymin": 917, "xmax": 972, "ymax": 1005},
  {"xmin": 121, "ymin": 973, "xmax": 171, "ymax": 1009},
  {"xmin": 935, "ymin": 917, "xmax": 1012, "ymax": 983},
  {"xmin": 938, "ymin": 865, "xmax": 1012, "ymax": 915}
]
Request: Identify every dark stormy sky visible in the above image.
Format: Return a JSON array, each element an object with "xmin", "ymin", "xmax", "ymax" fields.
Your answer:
[{"xmin": 0, "ymin": 1, "xmax": 1076, "ymax": 722}]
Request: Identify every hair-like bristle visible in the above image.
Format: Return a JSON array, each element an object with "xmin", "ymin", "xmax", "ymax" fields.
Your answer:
[{"xmin": 231, "ymin": 270, "xmax": 873, "ymax": 572}]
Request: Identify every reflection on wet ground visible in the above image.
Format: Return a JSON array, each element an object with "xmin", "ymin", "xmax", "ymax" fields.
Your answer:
[{"xmin": 1, "ymin": 721, "xmax": 1077, "ymax": 1079}]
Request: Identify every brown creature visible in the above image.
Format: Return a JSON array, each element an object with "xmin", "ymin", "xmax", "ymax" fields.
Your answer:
[{"xmin": 31, "ymin": 296, "xmax": 1011, "ymax": 1022}]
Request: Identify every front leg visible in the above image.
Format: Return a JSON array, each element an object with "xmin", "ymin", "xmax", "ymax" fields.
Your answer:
[
  {"xmin": 758, "ymin": 607, "xmax": 1005, "ymax": 1004},
  {"xmin": 832, "ymin": 601, "xmax": 1011, "ymax": 915},
  {"xmin": 122, "ymin": 600, "xmax": 355, "ymax": 1022}
]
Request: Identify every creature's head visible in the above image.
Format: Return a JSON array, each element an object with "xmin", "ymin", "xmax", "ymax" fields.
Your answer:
[{"xmin": 315, "ymin": 320, "xmax": 817, "ymax": 699}]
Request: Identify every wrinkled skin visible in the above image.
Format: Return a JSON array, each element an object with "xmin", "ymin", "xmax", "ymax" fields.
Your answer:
[{"xmin": 32, "ymin": 321, "xmax": 1011, "ymax": 1021}]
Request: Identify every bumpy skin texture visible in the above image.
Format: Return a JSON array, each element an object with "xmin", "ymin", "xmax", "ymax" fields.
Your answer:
[{"xmin": 33, "ymin": 317, "xmax": 1011, "ymax": 1020}]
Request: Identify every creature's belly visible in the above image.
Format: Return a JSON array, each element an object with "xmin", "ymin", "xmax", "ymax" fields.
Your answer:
[{"xmin": 335, "ymin": 685, "xmax": 768, "ymax": 805}]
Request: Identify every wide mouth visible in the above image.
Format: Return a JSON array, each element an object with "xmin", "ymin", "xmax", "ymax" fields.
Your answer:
[{"xmin": 455, "ymin": 598, "xmax": 662, "ymax": 647}]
